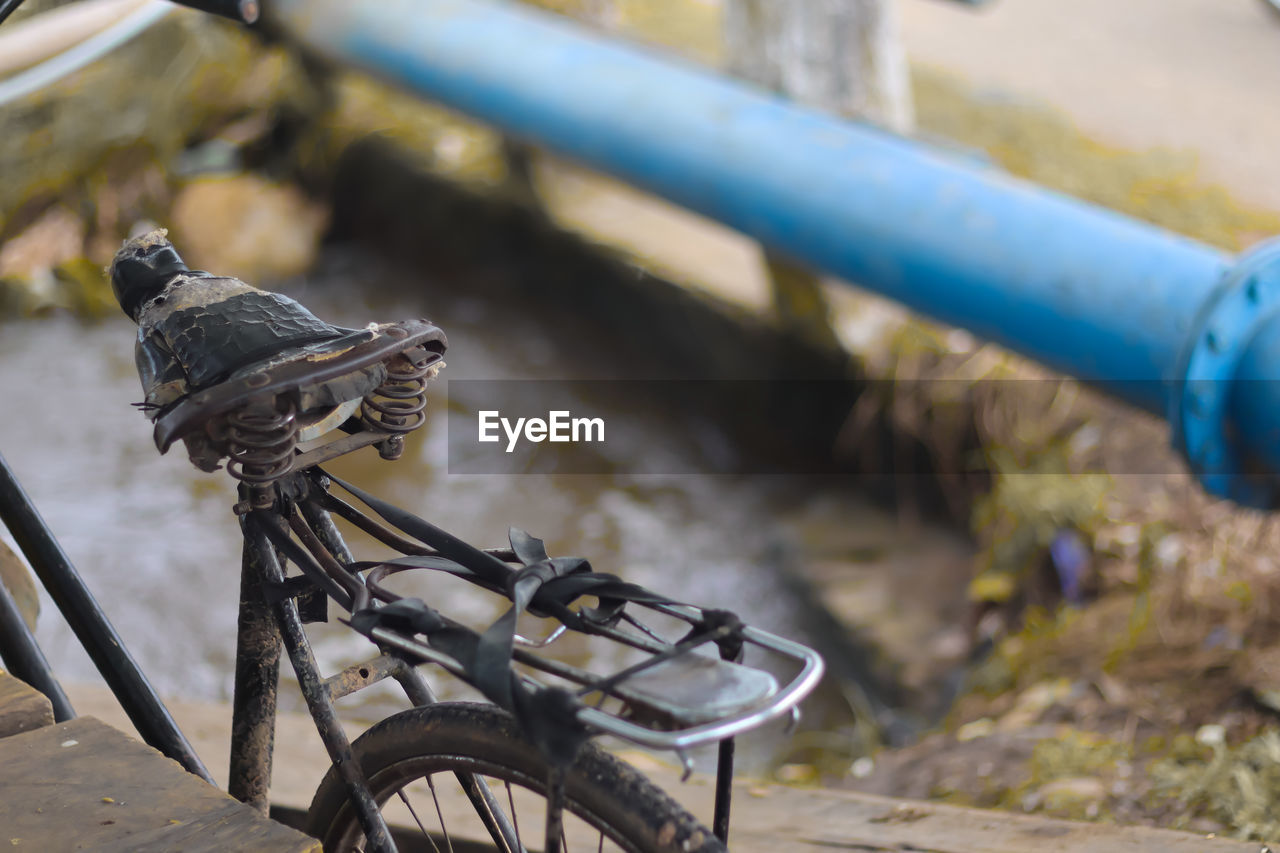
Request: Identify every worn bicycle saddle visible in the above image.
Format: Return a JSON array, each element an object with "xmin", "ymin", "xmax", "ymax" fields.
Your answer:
[
  {"xmin": 110, "ymin": 230, "xmax": 446, "ymax": 506},
  {"xmin": 112, "ymin": 230, "xmax": 375, "ymax": 408}
]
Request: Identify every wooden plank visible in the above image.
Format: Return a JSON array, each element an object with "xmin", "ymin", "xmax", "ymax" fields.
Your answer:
[
  {"xmin": 0, "ymin": 717, "xmax": 319, "ymax": 852},
  {"xmin": 60, "ymin": 684, "xmax": 1261, "ymax": 852},
  {"xmin": 289, "ymin": 758, "xmax": 1261, "ymax": 853},
  {"xmin": 707, "ymin": 782, "xmax": 1264, "ymax": 853},
  {"xmin": 0, "ymin": 671, "xmax": 52, "ymax": 738},
  {"xmin": 603, "ymin": 753, "xmax": 1263, "ymax": 853}
]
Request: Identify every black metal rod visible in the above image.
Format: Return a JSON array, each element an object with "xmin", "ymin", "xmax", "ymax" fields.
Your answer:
[
  {"xmin": 391, "ymin": 661, "xmax": 437, "ymax": 707},
  {"xmin": 297, "ymin": 497, "xmax": 360, "ymax": 612},
  {"xmin": 287, "ymin": 507, "xmax": 363, "ymax": 600},
  {"xmin": 0, "ymin": 558, "xmax": 74, "ymax": 721},
  {"xmin": 712, "ymin": 737, "xmax": 735, "ymax": 843},
  {"xmin": 228, "ymin": 519, "xmax": 283, "ymax": 812},
  {"xmin": 245, "ymin": 519, "xmax": 397, "ymax": 852},
  {"xmin": 299, "ymin": 497, "xmax": 357, "ymax": 563},
  {"xmin": 0, "ymin": 0, "xmax": 29, "ymax": 27},
  {"xmin": 712, "ymin": 636, "xmax": 742, "ymax": 842},
  {"xmin": 166, "ymin": 0, "xmax": 258, "ymax": 24},
  {"xmin": 251, "ymin": 511, "xmax": 354, "ymax": 610},
  {"xmin": 0, "ymin": 452, "xmax": 212, "ymax": 782}
]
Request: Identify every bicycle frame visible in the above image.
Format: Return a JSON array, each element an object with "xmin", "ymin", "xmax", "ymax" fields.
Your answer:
[
  {"xmin": 230, "ymin": 485, "xmax": 516, "ymax": 852},
  {"xmin": 230, "ymin": 506, "xmax": 399, "ymax": 849},
  {"xmin": 89, "ymin": 229, "xmax": 826, "ymax": 852},
  {"xmin": 0, "ymin": 0, "xmax": 836, "ymax": 845},
  {"xmin": 223, "ymin": 464, "xmax": 824, "ymax": 852}
]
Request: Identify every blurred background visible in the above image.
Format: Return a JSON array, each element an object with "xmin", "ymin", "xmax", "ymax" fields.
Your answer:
[{"xmin": 3, "ymin": 0, "xmax": 1280, "ymax": 842}]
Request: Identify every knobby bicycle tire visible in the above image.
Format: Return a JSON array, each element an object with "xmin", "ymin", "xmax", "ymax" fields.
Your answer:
[{"xmin": 305, "ymin": 702, "xmax": 725, "ymax": 853}]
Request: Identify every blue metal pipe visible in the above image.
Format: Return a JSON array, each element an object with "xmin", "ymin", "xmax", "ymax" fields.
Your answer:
[{"xmin": 271, "ymin": 0, "xmax": 1280, "ymax": 505}]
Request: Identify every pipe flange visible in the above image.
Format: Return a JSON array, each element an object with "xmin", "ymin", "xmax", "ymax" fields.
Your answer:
[{"xmin": 1172, "ymin": 238, "xmax": 1280, "ymax": 507}]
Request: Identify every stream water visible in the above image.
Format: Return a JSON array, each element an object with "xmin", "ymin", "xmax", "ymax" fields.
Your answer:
[{"xmin": 0, "ymin": 245, "xmax": 972, "ymax": 771}]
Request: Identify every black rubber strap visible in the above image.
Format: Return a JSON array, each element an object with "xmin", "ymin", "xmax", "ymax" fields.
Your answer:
[
  {"xmin": 327, "ymin": 472, "xmax": 516, "ymax": 588},
  {"xmin": 327, "ymin": 472, "xmax": 748, "ymax": 766},
  {"xmin": 348, "ymin": 595, "xmax": 590, "ymax": 766}
]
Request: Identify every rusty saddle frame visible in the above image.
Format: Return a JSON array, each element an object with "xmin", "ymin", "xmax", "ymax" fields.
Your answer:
[{"xmin": 130, "ymin": 313, "xmax": 824, "ymax": 852}]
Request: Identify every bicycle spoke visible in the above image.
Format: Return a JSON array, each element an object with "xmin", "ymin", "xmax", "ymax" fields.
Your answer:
[
  {"xmin": 459, "ymin": 771, "xmax": 524, "ymax": 852},
  {"xmin": 545, "ymin": 766, "xmax": 566, "ymax": 853},
  {"xmin": 396, "ymin": 787, "xmax": 444, "ymax": 853},
  {"xmin": 363, "ymin": 770, "xmax": 640, "ymax": 853},
  {"xmin": 425, "ymin": 773, "xmax": 455, "ymax": 853},
  {"xmin": 506, "ymin": 780, "xmax": 523, "ymax": 851}
]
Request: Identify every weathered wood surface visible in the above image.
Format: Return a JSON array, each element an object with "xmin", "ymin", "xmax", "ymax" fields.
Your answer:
[
  {"xmin": 65, "ymin": 683, "xmax": 1264, "ymax": 852},
  {"xmin": 0, "ymin": 716, "xmax": 319, "ymax": 852},
  {"xmin": 0, "ymin": 671, "xmax": 53, "ymax": 738},
  {"xmin": 698, "ymin": 782, "xmax": 1266, "ymax": 853},
  {"xmin": 0, "ymin": 541, "xmax": 39, "ymax": 630},
  {"xmin": 723, "ymin": 0, "xmax": 913, "ymax": 133}
]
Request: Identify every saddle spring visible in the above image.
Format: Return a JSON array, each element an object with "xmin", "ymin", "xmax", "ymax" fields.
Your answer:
[
  {"xmin": 361, "ymin": 352, "xmax": 432, "ymax": 459},
  {"xmin": 225, "ymin": 397, "xmax": 300, "ymax": 509}
]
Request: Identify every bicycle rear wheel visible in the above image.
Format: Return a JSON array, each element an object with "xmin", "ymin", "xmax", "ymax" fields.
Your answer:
[{"xmin": 305, "ymin": 702, "xmax": 725, "ymax": 853}]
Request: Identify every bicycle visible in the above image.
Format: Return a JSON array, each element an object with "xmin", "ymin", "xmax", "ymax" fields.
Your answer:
[{"xmin": 108, "ymin": 229, "xmax": 825, "ymax": 852}]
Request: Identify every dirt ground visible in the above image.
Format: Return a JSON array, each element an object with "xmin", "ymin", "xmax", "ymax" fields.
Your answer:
[
  {"xmin": 901, "ymin": 0, "xmax": 1280, "ymax": 213},
  {"xmin": 819, "ymin": 2, "xmax": 1280, "ymax": 842}
]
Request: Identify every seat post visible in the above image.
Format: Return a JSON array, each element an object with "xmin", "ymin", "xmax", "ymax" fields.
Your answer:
[{"xmin": 227, "ymin": 500, "xmax": 284, "ymax": 812}]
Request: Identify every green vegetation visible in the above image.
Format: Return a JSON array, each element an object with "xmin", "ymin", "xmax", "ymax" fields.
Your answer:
[
  {"xmin": 913, "ymin": 68, "xmax": 1280, "ymax": 251},
  {"xmin": 1153, "ymin": 731, "xmax": 1280, "ymax": 840}
]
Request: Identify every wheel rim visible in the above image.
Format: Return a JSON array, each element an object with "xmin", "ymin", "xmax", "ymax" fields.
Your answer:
[{"xmin": 327, "ymin": 753, "xmax": 645, "ymax": 853}]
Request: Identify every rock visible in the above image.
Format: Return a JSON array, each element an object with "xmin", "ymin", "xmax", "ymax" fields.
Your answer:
[
  {"xmin": 0, "ymin": 206, "xmax": 84, "ymax": 281},
  {"xmin": 1195, "ymin": 724, "xmax": 1226, "ymax": 749},
  {"xmin": 169, "ymin": 175, "xmax": 328, "ymax": 284},
  {"xmin": 998, "ymin": 678, "xmax": 1073, "ymax": 731},
  {"xmin": 955, "ymin": 718, "xmax": 995, "ymax": 742},
  {"xmin": 776, "ymin": 763, "xmax": 819, "ymax": 784},
  {"xmin": 1036, "ymin": 776, "xmax": 1106, "ymax": 813},
  {"xmin": 850, "ymin": 756, "xmax": 875, "ymax": 779},
  {"xmin": 1251, "ymin": 687, "xmax": 1280, "ymax": 715}
]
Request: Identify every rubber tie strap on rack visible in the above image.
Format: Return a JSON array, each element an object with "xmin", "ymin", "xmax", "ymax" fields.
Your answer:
[
  {"xmin": 692, "ymin": 609, "xmax": 746, "ymax": 663},
  {"xmin": 584, "ymin": 609, "xmax": 748, "ymax": 700},
  {"xmin": 348, "ymin": 595, "xmax": 591, "ymax": 768},
  {"xmin": 323, "ymin": 471, "xmax": 758, "ymax": 764},
  {"xmin": 321, "ymin": 479, "xmax": 599, "ymax": 765}
]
